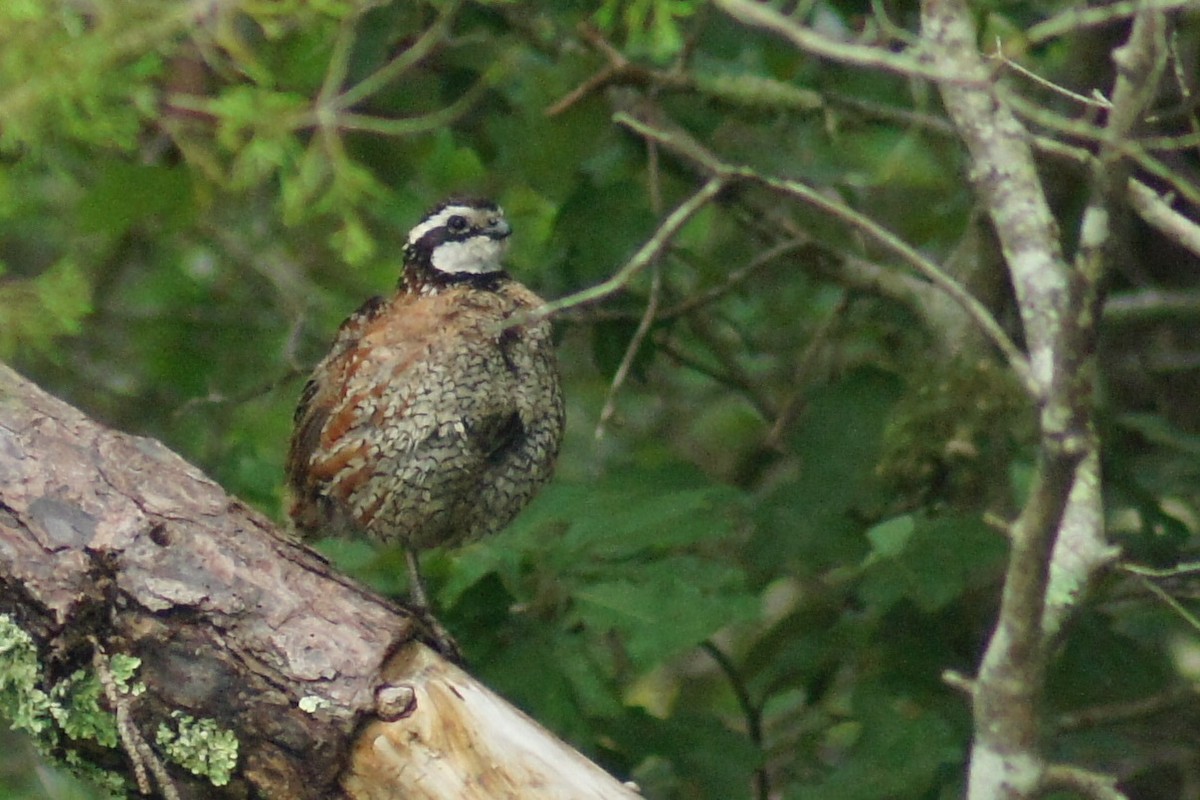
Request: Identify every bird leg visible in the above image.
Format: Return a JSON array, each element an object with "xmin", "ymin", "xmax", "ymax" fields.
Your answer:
[
  {"xmin": 405, "ymin": 547, "xmax": 433, "ymax": 612},
  {"xmin": 404, "ymin": 548, "xmax": 464, "ymax": 663}
]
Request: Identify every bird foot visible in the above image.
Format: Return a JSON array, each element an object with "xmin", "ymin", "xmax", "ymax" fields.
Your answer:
[{"xmin": 408, "ymin": 604, "xmax": 465, "ymax": 665}]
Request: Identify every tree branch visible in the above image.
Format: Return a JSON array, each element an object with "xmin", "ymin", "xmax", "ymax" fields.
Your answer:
[
  {"xmin": 919, "ymin": 1, "xmax": 1170, "ymax": 798},
  {"xmin": 713, "ymin": 0, "xmax": 954, "ymax": 83},
  {"xmin": 0, "ymin": 364, "xmax": 639, "ymax": 799},
  {"xmin": 611, "ymin": 110, "xmax": 1037, "ymax": 395},
  {"xmin": 1128, "ymin": 178, "xmax": 1200, "ymax": 260}
]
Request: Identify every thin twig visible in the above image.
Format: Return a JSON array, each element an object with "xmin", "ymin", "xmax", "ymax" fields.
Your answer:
[
  {"xmin": 685, "ymin": 309, "xmax": 779, "ymax": 420},
  {"xmin": 1133, "ymin": 574, "xmax": 1200, "ymax": 633},
  {"xmin": 1040, "ymin": 764, "xmax": 1130, "ymax": 800},
  {"xmin": 545, "ymin": 64, "xmax": 623, "ymax": 117},
  {"xmin": 714, "ymin": 0, "xmax": 964, "ymax": 83},
  {"xmin": 1128, "ymin": 179, "xmax": 1200, "ymax": 260},
  {"xmin": 1056, "ymin": 686, "xmax": 1195, "ymax": 732},
  {"xmin": 1165, "ymin": 28, "xmax": 1200, "ymax": 159},
  {"xmin": 990, "ymin": 43, "xmax": 1112, "ymax": 109},
  {"xmin": 529, "ymin": 177, "xmax": 727, "ymax": 319},
  {"xmin": 701, "ymin": 640, "xmax": 768, "ymax": 800},
  {"xmin": 1104, "ymin": 287, "xmax": 1200, "ymax": 324},
  {"xmin": 595, "ymin": 264, "xmax": 662, "ymax": 441},
  {"xmin": 315, "ymin": 14, "xmax": 357, "ymax": 120},
  {"xmin": 334, "ymin": 1, "xmax": 462, "ymax": 111},
  {"xmin": 612, "ymin": 112, "xmax": 1038, "ymax": 398},
  {"xmin": 1003, "ymin": 88, "xmax": 1200, "ymax": 208},
  {"xmin": 823, "ymin": 92, "xmax": 959, "ymax": 137},
  {"xmin": 546, "ymin": 24, "xmax": 630, "ymax": 117},
  {"xmin": 334, "ymin": 82, "xmax": 490, "ymax": 136},
  {"xmin": 91, "ymin": 640, "xmax": 181, "ymax": 800},
  {"xmin": 654, "ymin": 334, "xmax": 774, "ymax": 419},
  {"xmin": 764, "ymin": 292, "xmax": 848, "ymax": 449},
  {"xmin": 1121, "ymin": 560, "xmax": 1200, "ymax": 578},
  {"xmin": 941, "ymin": 669, "xmax": 977, "ymax": 696},
  {"xmin": 656, "ymin": 240, "xmax": 809, "ymax": 320},
  {"xmin": 1026, "ymin": 0, "xmax": 1192, "ymax": 46},
  {"xmin": 1139, "ymin": 130, "xmax": 1200, "ymax": 152}
]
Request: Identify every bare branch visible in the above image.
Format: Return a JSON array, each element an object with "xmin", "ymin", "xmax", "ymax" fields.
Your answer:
[
  {"xmin": 1001, "ymin": 88, "xmax": 1200, "ymax": 208},
  {"xmin": 1040, "ymin": 764, "xmax": 1130, "ymax": 800},
  {"xmin": 764, "ymin": 292, "xmax": 849, "ymax": 449},
  {"xmin": 531, "ymin": 176, "xmax": 727, "ymax": 318},
  {"xmin": 1105, "ymin": 286, "xmax": 1200, "ymax": 323},
  {"xmin": 657, "ymin": 240, "xmax": 810, "ymax": 320},
  {"xmin": 1043, "ymin": 8, "xmax": 1168, "ymax": 642},
  {"xmin": 919, "ymin": 3, "xmax": 1173, "ymax": 799},
  {"xmin": 1026, "ymin": 0, "xmax": 1192, "ymax": 46},
  {"xmin": 713, "ymin": 0, "xmax": 956, "ymax": 83},
  {"xmin": 333, "ymin": 1, "xmax": 462, "ymax": 111},
  {"xmin": 1128, "ymin": 179, "xmax": 1200, "ymax": 259},
  {"xmin": 920, "ymin": 1, "xmax": 1066, "ymax": 403},
  {"xmin": 611, "ymin": 111, "xmax": 1038, "ymax": 397},
  {"xmin": 595, "ymin": 265, "xmax": 662, "ymax": 441},
  {"xmin": 1056, "ymin": 687, "xmax": 1195, "ymax": 732},
  {"xmin": 992, "ymin": 46, "xmax": 1113, "ymax": 110}
]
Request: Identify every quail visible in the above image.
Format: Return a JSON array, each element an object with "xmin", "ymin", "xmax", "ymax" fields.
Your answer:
[{"xmin": 286, "ymin": 197, "xmax": 564, "ymax": 646}]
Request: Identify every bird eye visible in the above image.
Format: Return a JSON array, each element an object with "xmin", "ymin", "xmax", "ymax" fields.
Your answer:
[{"xmin": 447, "ymin": 215, "xmax": 468, "ymax": 232}]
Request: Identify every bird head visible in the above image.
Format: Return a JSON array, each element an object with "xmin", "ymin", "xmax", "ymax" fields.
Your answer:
[{"xmin": 402, "ymin": 197, "xmax": 512, "ymax": 283}]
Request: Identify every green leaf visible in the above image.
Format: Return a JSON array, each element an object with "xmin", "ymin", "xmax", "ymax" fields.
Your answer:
[
  {"xmin": 422, "ymin": 129, "xmax": 487, "ymax": 191},
  {"xmin": 473, "ymin": 620, "xmax": 618, "ymax": 741},
  {"xmin": 864, "ymin": 514, "xmax": 915, "ymax": 561},
  {"xmin": 857, "ymin": 514, "xmax": 1007, "ymax": 613},
  {"xmin": 78, "ymin": 161, "xmax": 194, "ymax": 237},
  {"xmin": 590, "ymin": 317, "xmax": 658, "ymax": 381},
  {"xmin": 444, "ymin": 464, "xmax": 756, "ymax": 668},
  {"xmin": 789, "ymin": 688, "xmax": 961, "ymax": 800},
  {"xmin": 607, "ymin": 709, "xmax": 761, "ymax": 800},
  {"xmin": 0, "ymin": 258, "xmax": 93, "ymax": 358},
  {"xmin": 754, "ymin": 367, "xmax": 903, "ymax": 574},
  {"xmin": 553, "ymin": 181, "xmax": 655, "ymax": 286},
  {"xmin": 572, "ymin": 557, "xmax": 757, "ymax": 666}
]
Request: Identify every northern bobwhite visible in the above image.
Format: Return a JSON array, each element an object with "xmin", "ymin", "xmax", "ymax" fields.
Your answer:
[{"xmin": 286, "ymin": 197, "xmax": 564, "ymax": 638}]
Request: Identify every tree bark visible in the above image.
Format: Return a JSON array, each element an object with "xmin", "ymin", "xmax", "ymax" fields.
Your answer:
[{"xmin": 0, "ymin": 364, "xmax": 639, "ymax": 800}]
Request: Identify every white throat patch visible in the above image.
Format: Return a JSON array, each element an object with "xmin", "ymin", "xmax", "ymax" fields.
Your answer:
[{"xmin": 430, "ymin": 235, "xmax": 509, "ymax": 275}]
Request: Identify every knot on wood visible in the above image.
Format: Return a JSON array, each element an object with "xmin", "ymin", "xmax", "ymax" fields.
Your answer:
[{"xmin": 374, "ymin": 683, "xmax": 417, "ymax": 722}]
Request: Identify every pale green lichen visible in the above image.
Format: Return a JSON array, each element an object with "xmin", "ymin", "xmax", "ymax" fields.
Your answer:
[
  {"xmin": 0, "ymin": 615, "xmax": 150, "ymax": 797},
  {"xmin": 0, "ymin": 613, "xmax": 243, "ymax": 795},
  {"xmin": 156, "ymin": 711, "xmax": 238, "ymax": 786},
  {"xmin": 108, "ymin": 653, "xmax": 145, "ymax": 695},
  {"xmin": 48, "ymin": 654, "xmax": 144, "ymax": 749},
  {"xmin": 50, "ymin": 668, "xmax": 119, "ymax": 747},
  {"xmin": 298, "ymin": 695, "xmax": 331, "ymax": 714},
  {"xmin": 0, "ymin": 615, "xmax": 56, "ymax": 743},
  {"xmin": 64, "ymin": 750, "xmax": 128, "ymax": 796}
]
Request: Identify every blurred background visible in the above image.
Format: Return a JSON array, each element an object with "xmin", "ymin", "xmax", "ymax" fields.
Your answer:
[{"xmin": 3, "ymin": 1, "xmax": 1200, "ymax": 798}]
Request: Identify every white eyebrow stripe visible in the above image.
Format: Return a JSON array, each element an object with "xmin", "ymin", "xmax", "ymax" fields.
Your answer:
[{"xmin": 406, "ymin": 205, "xmax": 485, "ymax": 244}]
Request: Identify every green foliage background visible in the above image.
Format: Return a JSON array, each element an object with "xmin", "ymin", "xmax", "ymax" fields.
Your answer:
[{"xmin": 2, "ymin": 1, "xmax": 1200, "ymax": 798}]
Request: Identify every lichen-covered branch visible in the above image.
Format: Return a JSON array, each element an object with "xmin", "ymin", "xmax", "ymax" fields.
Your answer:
[
  {"xmin": 0, "ymin": 364, "xmax": 638, "ymax": 799},
  {"xmin": 1041, "ymin": 8, "xmax": 1167, "ymax": 642},
  {"xmin": 919, "ymin": 0, "xmax": 1170, "ymax": 798}
]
